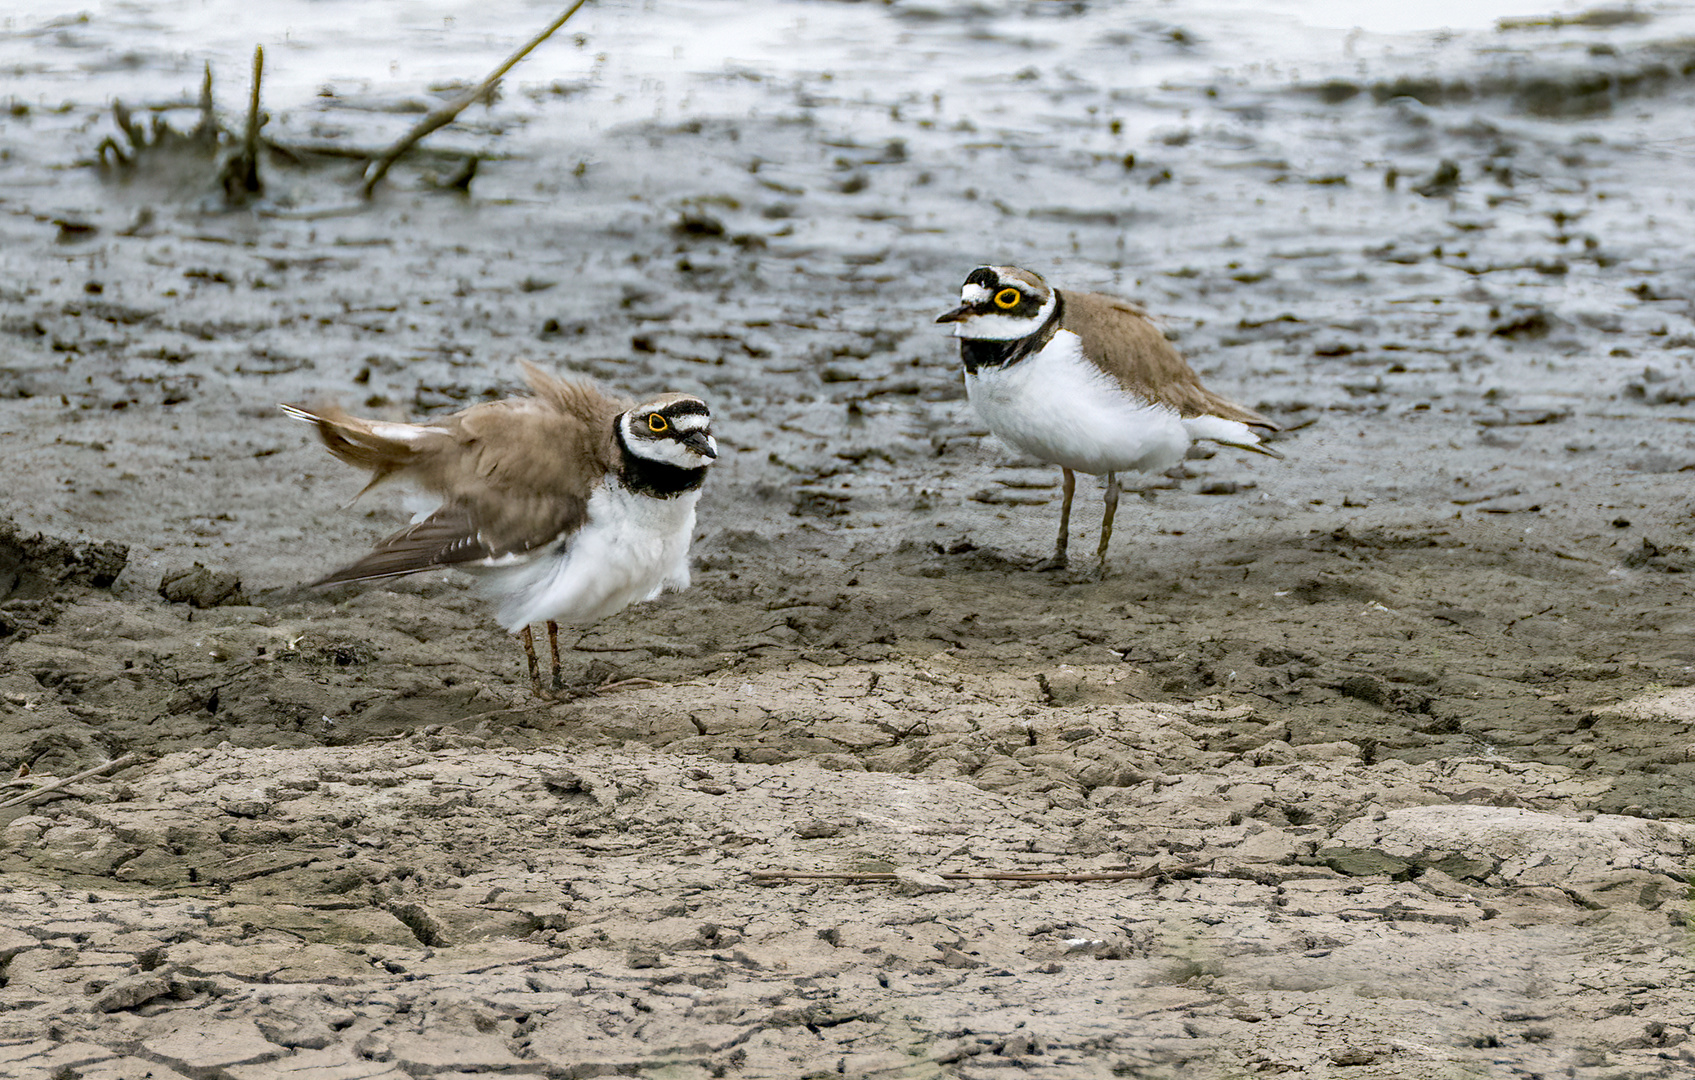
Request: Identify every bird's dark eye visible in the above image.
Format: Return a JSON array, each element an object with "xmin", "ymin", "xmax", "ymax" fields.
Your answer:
[
  {"xmin": 994, "ymin": 288, "xmax": 1021, "ymax": 309},
  {"xmin": 647, "ymin": 414, "xmax": 669, "ymax": 433}
]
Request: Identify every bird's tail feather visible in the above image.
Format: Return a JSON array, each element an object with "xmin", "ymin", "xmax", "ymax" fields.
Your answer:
[
  {"xmin": 1182, "ymin": 414, "xmax": 1284, "ymax": 460},
  {"xmin": 280, "ymin": 403, "xmax": 441, "ymax": 494}
]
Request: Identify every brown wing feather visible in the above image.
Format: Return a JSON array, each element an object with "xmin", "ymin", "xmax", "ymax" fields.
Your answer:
[
  {"xmin": 292, "ymin": 367, "xmax": 627, "ymax": 586},
  {"xmin": 279, "ymin": 403, "xmax": 452, "ymax": 497},
  {"xmin": 1058, "ymin": 289, "xmax": 1279, "ymax": 430},
  {"xmin": 310, "ymin": 510, "xmax": 484, "ymax": 586}
]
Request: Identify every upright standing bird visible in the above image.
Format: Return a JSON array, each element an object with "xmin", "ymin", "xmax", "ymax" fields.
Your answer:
[
  {"xmin": 938, "ymin": 266, "xmax": 1280, "ymax": 568},
  {"xmin": 282, "ymin": 362, "xmax": 717, "ymax": 694}
]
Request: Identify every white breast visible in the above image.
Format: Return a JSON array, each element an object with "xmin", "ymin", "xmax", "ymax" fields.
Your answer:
[
  {"xmin": 478, "ymin": 482, "xmax": 700, "ymax": 633},
  {"xmin": 964, "ymin": 330, "xmax": 1190, "ymax": 475}
]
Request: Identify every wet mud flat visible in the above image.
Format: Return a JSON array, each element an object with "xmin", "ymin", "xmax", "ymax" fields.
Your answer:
[{"xmin": 5, "ymin": 1, "xmax": 1695, "ymax": 1076}]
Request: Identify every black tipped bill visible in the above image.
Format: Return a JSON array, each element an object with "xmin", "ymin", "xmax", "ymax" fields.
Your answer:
[
  {"xmin": 936, "ymin": 305, "xmax": 974, "ymax": 324},
  {"xmin": 681, "ymin": 430, "xmax": 717, "ymax": 458}
]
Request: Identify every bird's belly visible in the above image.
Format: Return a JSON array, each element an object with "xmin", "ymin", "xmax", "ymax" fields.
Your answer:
[
  {"xmin": 965, "ymin": 353, "xmax": 1188, "ymax": 475},
  {"xmin": 483, "ymin": 486, "xmax": 698, "ymax": 632}
]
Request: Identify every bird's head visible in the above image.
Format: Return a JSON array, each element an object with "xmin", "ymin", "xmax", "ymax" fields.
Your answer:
[
  {"xmin": 936, "ymin": 265, "xmax": 1056, "ymax": 341},
  {"xmin": 620, "ymin": 395, "xmax": 717, "ymax": 468}
]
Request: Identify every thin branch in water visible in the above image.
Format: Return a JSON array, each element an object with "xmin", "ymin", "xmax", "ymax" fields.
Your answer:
[{"xmin": 360, "ymin": 0, "xmax": 592, "ymax": 199}]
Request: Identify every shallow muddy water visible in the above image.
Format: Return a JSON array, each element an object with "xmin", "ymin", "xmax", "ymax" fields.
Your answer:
[{"xmin": 5, "ymin": 1, "xmax": 1695, "ymax": 1077}]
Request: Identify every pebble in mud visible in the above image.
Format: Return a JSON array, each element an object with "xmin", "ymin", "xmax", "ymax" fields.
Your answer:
[{"xmin": 157, "ymin": 563, "xmax": 246, "ymax": 608}]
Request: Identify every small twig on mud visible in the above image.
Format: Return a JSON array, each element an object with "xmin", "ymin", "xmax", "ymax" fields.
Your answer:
[
  {"xmin": 243, "ymin": 47, "xmax": 264, "ymax": 185},
  {"xmin": 195, "ymin": 61, "xmax": 217, "ymax": 147},
  {"xmin": 593, "ymin": 676, "xmax": 664, "ymax": 694},
  {"xmin": 112, "ymin": 101, "xmax": 147, "ymax": 152},
  {"xmin": 361, "ymin": 0, "xmax": 591, "ymax": 199},
  {"xmin": 96, "ymin": 100, "xmax": 148, "ymax": 169},
  {"xmin": 443, "ymin": 155, "xmax": 479, "ymax": 192},
  {"xmin": 749, "ymin": 864, "xmax": 1206, "ymax": 884},
  {"xmin": 0, "ymin": 752, "xmax": 143, "ymax": 810},
  {"xmin": 1503, "ymin": 604, "xmax": 1558, "ymax": 634}
]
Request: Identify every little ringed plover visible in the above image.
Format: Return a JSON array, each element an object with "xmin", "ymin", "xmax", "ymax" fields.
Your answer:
[
  {"xmin": 283, "ymin": 362, "xmax": 717, "ymax": 694},
  {"xmin": 938, "ymin": 265, "xmax": 1280, "ymax": 568}
]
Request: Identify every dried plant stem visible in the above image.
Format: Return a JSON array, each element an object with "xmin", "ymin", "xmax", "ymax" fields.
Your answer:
[
  {"xmin": 361, "ymin": 0, "xmax": 591, "ymax": 198},
  {"xmin": 749, "ymin": 865, "xmax": 1204, "ymax": 884},
  {"xmin": 220, "ymin": 46, "xmax": 265, "ymax": 200},
  {"xmin": 196, "ymin": 61, "xmax": 217, "ymax": 146},
  {"xmin": 0, "ymin": 753, "xmax": 143, "ymax": 810},
  {"xmin": 242, "ymin": 46, "xmax": 264, "ymax": 190}
]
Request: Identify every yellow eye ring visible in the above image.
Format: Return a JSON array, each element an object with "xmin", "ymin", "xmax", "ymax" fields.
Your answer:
[
  {"xmin": 647, "ymin": 414, "xmax": 669, "ymax": 434},
  {"xmin": 993, "ymin": 288, "xmax": 1021, "ymax": 310}
]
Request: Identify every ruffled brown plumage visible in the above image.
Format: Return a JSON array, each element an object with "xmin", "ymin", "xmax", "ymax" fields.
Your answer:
[{"xmin": 283, "ymin": 362, "xmax": 627, "ymax": 585}]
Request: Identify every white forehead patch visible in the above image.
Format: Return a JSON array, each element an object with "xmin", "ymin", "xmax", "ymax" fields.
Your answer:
[
  {"xmin": 670, "ymin": 414, "xmax": 710, "ymax": 433},
  {"xmin": 960, "ymin": 283, "xmax": 992, "ymax": 304}
]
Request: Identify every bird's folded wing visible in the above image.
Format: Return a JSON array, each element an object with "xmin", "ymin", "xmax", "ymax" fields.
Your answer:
[{"xmin": 1063, "ymin": 290, "xmax": 1279, "ymax": 430}]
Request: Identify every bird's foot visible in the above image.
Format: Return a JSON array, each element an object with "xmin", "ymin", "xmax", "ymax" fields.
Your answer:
[{"xmin": 1033, "ymin": 552, "xmax": 1070, "ymax": 573}]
